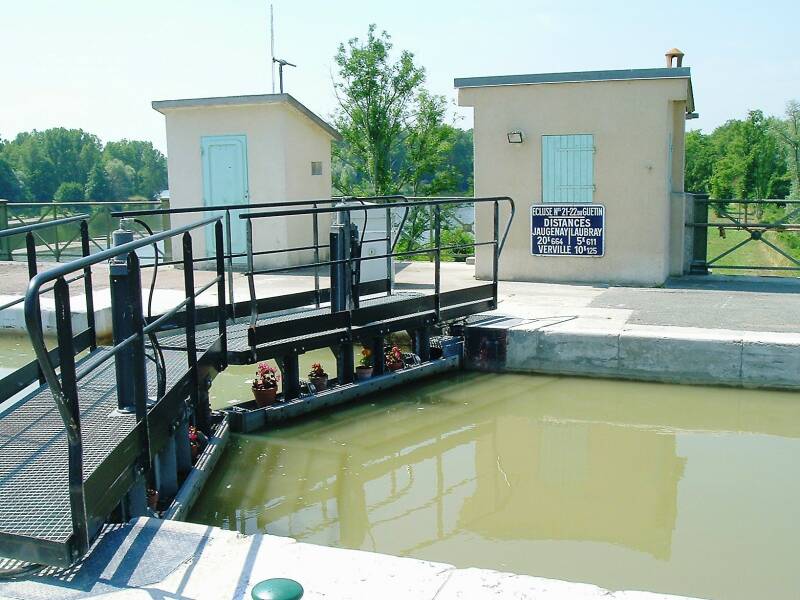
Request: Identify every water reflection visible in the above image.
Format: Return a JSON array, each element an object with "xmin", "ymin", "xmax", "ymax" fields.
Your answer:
[{"xmin": 191, "ymin": 373, "xmax": 800, "ymax": 599}]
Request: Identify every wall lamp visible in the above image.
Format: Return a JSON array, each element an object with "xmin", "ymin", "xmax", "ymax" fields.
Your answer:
[{"xmin": 507, "ymin": 130, "xmax": 524, "ymax": 144}]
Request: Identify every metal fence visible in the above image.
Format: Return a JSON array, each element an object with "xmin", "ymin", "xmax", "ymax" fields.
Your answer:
[
  {"xmin": 689, "ymin": 195, "xmax": 800, "ymax": 276},
  {"xmin": 0, "ymin": 199, "xmax": 169, "ymax": 262}
]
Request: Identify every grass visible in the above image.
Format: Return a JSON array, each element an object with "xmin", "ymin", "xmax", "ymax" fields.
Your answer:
[{"xmin": 706, "ymin": 227, "xmax": 800, "ymax": 277}]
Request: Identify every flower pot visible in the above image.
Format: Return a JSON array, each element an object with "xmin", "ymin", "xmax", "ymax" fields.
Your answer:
[
  {"xmin": 386, "ymin": 361, "xmax": 404, "ymax": 372},
  {"xmin": 253, "ymin": 386, "xmax": 278, "ymax": 408},
  {"xmin": 309, "ymin": 375, "xmax": 328, "ymax": 392},
  {"xmin": 355, "ymin": 366, "xmax": 373, "ymax": 381}
]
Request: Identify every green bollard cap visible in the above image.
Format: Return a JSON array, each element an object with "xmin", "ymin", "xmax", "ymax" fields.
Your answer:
[{"xmin": 251, "ymin": 578, "xmax": 304, "ymax": 600}]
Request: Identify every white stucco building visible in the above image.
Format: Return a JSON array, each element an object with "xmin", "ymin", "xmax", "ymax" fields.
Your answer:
[
  {"xmin": 152, "ymin": 93, "xmax": 340, "ymax": 267},
  {"xmin": 456, "ymin": 59, "xmax": 696, "ymax": 286}
]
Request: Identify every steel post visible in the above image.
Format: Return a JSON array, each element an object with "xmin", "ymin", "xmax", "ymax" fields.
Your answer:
[
  {"xmin": 371, "ymin": 336, "xmax": 385, "ymax": 377},
  {"xmin": 282, "ymin": 355, "xmax": 300, "ymax": 401},
  {"xmin": 434, "ymin": 206, "xmax": 441, "ymax": 319},
  {"xmin": 0, "ymin": 200, "xmax": 10, "ymax": 260},
  {"xmin": 215, "ymin": 221, "xmax": 228, "ymax": 369},
  {"xmin": 54, "ymin": 277, "xmax": 90, "ymax": 560},
  {"xmin": 80, "ymin": 221, "xmax": 97, "ymax": 350},
  {"xmin": 155, "ymin": 434, "xmax": 178, "ymax": 500},
  {"xmin": 331, "ymin": 206, "xmax": 354, "ymax": 384},
  {"xmin": 690, "ymin": 193, "xmax": 710, "ymax": 274},
  {"xmin": 175, "ymin": 417, "xmax": 192, "ymax": 478}
]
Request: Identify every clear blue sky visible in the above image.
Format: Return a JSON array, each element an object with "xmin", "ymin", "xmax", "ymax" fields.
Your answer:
[{"xmin": 1, "ymin": 0, "xmax": 798, "ymax": 153}]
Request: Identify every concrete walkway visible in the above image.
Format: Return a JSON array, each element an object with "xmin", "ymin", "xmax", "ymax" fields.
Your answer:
[{"xmin": 0, "ymin": 518, "xmax": 703, "ymax": 600}]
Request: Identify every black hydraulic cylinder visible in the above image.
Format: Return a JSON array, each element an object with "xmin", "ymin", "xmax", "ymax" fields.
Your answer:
[{"xmin": 109, "ymin": 225, "xmax": 145, "ymax": 412}]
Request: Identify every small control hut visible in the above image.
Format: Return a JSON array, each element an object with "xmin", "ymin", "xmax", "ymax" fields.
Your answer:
[{"xmin": 456, "ymin": 51, "xmax": 696, "ymax": 286}]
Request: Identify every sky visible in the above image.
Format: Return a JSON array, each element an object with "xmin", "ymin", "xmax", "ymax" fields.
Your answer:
[{"xmin": 1, "ymin": 0, "xmax": 798, "ymax": 153}]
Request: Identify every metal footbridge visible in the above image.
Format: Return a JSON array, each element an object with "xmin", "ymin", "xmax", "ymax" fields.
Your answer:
[{"xmin": 0, "ymin": 195, "xmax": 514, "ymax": 568}]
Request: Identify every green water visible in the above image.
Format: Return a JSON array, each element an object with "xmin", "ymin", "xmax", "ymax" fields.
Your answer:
[{"xmin": 190, "ymin": 372, "xmax": 800, "ymax": 600}]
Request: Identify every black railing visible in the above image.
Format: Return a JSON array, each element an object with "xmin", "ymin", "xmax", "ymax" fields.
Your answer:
[
  {"xmin": 0, "ymin": 214, "xmax": 97, "ymax": 403},
  {"xmin": 0, "ymin": 200, "xmax": 166, "ymax": 262},
  {"xmin": 240, "ymin": 195, "xmax": 515, "ymax": 326},
  {"xmin": 22, "ymin": 216, "xmax": 226, "ymax": 561},
  {"xmin": 111, "ymin": 196, "xmax": 413, "ymax": 320},
  {"xmin": 689, "ymin": 196, "xmax": 800, "ymax": 275}
]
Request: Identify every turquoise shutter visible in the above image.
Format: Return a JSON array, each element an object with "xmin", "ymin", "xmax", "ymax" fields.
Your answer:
[{"xmin": 542, "ymin": 134, "xmax": 595, "ymax": 203}]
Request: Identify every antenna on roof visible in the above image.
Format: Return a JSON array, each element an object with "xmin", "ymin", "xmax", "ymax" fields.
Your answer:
[
  {"xmin": 273, "ymin": 57, "xmax": 296, "ymax": 94},
  {"xmin": 269, "ymin": 4, "xmax": 275, "ymax": 93}
]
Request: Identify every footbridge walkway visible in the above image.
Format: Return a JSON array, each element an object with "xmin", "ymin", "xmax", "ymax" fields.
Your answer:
[{"xmin": 0, "ymin": 195, "xmax": 514, "ymax": 568}]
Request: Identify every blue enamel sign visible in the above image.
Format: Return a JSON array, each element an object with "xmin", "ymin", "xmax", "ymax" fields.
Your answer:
[{"xmin": 531, "ymin": 204, "xmax": 604, "ymax": 257}]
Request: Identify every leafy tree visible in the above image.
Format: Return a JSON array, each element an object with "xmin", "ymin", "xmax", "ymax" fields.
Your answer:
[
  {"xmin": 103, "ymin": 140, "xmax": 167, "ymax": 198},
  {"xmin": 84, "ymin": 163, "xmax": 113, "ymax": 200},
  {"xmin": 708, "ymin": 111, "xmax": 788, "ymax": 199},
  {"xmin": 104, "ymin": 158, "xmax": 135, "ymax": 199},
  {"xmin": 773, "ymin": 100, "xmax": 800, "ymax": 199},
  {"xmin": 54, "ymin": 181, "xmax": 86, "ymax": 202},
  {"xmin": 685, "ymin": 130, "xmax": 716, "ymax": 194},
  {"xmin": 332, "ymin": 25, "xmax": 425, "ymax": 196},
  {"xmin": 0, "ymin": 156, "xmax": 25, "ymax": 201}
]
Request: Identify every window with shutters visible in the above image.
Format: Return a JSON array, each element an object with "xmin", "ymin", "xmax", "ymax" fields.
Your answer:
[{"xmin": 541, "ymin": 134, "xmax": 595, "ymax": 203}]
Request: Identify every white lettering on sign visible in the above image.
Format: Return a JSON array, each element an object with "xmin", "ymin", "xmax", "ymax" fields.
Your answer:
[{"xmin": 530, "ymin": 204, "xmax": 605, "ymax": 257}]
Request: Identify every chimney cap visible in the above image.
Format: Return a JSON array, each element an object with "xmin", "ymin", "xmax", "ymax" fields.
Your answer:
[
  {"xmin": 665, "ymin": 47, "xmax": 685, "ymax": 56},
  {"xmin": 665, "ymin": 48, "xmax": 685, "ymax": 68}
]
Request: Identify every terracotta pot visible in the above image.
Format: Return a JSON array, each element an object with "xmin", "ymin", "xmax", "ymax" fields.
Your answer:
[
  {"xmin": 386, "ymin": 361, "xmax": 404, "ymax": 372},
  {"xmin": 253, "ymin": 386, "xmax": 278, "ymax": 408},
  {"xmin": 309, "ymin": 375, "xmax": 328, "ymax": 391},
  {"xmin": 355, "ymin": 366, "xmax": 373, "ymax": 381}
]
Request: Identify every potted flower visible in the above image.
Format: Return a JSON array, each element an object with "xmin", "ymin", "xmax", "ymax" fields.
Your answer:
[
  {"xmin": 308, "ymin": 362, "xmax": 329, "ymax": 392},
  {"xmin": 356, "ymin": 347, "xmax": 373, "ymax": 381},
  {"xmin": 252, "ymin": 362, "xmax": 280, "ymax": 407},
  {"xmin": 385, "ymin": 345, "xmax": 404, "ymax": 372}
]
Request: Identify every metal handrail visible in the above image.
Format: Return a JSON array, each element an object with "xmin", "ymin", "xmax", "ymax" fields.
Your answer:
[
  {"xmin": 242, "ymin": 196, "xmax": 516, "ymax": 254},
  {"xmin": 21, "ymin": 214, "xmax": 224, "ymax": 561},
  {"xmin": 0, "ymin": 213, "xmax": 89, "ymax": 239},
  {"xmin": 24, "ymin": 215, "xmax": 221, "ymax": 406}
]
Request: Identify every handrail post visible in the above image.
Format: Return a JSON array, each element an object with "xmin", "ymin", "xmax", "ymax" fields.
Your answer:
[
  {"xmin": 160, "ymin": 198, "xmax": 172, "ymax": 262},
  {"xmin": 127, "ymin": 252, "xmax": 151, "ymax": 472},
  {"xmin": 53, "ymin": 203, "xmax": 61, "ymax": 261},
  {"xmin": 80, "ymin": 221, "xmax": 97, "ymax": 350},
  {"xmin": 224, "ymin": 209, "xmax": 235, "ymax": 321},
  {"xmin": 54, "ymin": 276, "xmax": 90, "ymax": 561},
  {"xmin": 312, "ymin": 203, "xmax": 321, "ymax": 308},
  {"xmin": 183, "ymin": 232, "xmax": 208, "ymax": 433},
  {"xmin": 215, "ymin": 221, "xmax": 228, "ymax": 369},
  {"xmin": 385, "ymin": 205, "xmax": 393, "ymax": 296},
  {"xmin": 0, "ymin": 200, "xmax": 10, "ymax": 260},
  {"xmin": 492, "ymin": 200, "xmax": 499, "ymax": 305},
  {"xmin": 690, "ymin": 193, "xmax": 709, "ymax": 274},
  {"xmin": 434, "ymin": 205, "xmax": 441, "ymax": 320},
  {"xmin": 26, "ymin": 232, "xmax": 45, "ymax": 385},
  {"xmin": 246, "ymin": 219, "xmax": 258, "ymax": 333}
]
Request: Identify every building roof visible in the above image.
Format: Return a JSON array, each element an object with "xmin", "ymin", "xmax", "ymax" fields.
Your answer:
[
  {"xmin": 454, "ymin": 67, "xmax": 694, "ymax": 111},
  {"xmin": 151, "ymin": 93, "xmax": 341, "ymax": 140}
]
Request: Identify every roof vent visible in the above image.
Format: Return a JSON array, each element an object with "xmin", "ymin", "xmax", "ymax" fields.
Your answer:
[{"xmin": 665, "ymin": 48, "xmax": 685, "ymax": 68}]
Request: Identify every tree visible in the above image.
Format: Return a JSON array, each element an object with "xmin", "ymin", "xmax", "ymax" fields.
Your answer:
[
  {"xmin": 685, "ymin": 130, "xmax": 716, "ymax": 194},
  {"xmin": 0, "ymin": 156, "xmax": 25, "ymax": 201},
  {"xmin": 708, "ymin": 111, "xmax": 788, "ymax": 199},
  {"xmin": 332, "ymin": 25, "xmax": 425, "ymax": 196},
  {"xmin": 103, "ymin": 140, "xmax": 167, "ymax": 198},
  {"xmin": 104, "ymin": 158, "xmax": 135, "ymax": 199},
  {"xmin": 84, "ymin": 163, "xmax": 113, "ymax": 200},
  {"xmin": 54, "ymin": 181, "xmax": 85, "ymax": 202},
  {"xmin": 773, "ymin": 100, "xmax": 800, "ymax": 199}
]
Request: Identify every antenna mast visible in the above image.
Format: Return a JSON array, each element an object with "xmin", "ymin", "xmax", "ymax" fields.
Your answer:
[{"xmin": 270, "ymin": 4, "xmax": 275, "ymax": 93}]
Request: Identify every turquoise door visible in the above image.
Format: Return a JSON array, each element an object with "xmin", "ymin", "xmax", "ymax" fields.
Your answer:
[{"xmin": 201, "ymin": 135, "xmax": 249, "ymax": 262}]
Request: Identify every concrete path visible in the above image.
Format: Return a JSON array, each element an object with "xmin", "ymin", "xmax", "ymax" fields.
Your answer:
[{"xmin": 0, "ymin": 518, "xmax": 703, "ymax": 600}]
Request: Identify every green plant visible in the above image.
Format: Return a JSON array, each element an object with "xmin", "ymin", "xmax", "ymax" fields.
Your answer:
[
  {"xmin": 358, "ymin": 347, "xmax": 373, "ymax": 368},
  {"xmin": 252, "ymin": 362, "xmax": 280, "ymax": 390}
]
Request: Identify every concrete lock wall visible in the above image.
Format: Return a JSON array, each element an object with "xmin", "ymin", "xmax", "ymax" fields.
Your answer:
[
  {"xmin": 159, "ymin": 99, "xmax": 334, "ymax": 268},
  {"xmin": 460, "ymin": 77, "xmax": 691, "ymax": 286}
]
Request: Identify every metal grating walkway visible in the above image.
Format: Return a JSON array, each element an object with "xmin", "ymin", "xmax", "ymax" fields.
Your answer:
[{"xmin": 0, "ymin": 346, "xmax": 190, "ymax": 547}]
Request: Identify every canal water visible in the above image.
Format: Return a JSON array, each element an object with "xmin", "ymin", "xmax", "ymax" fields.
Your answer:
[{"xmin": 190, "ymin": 372, "xmax": 800, "ymax": 600}]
